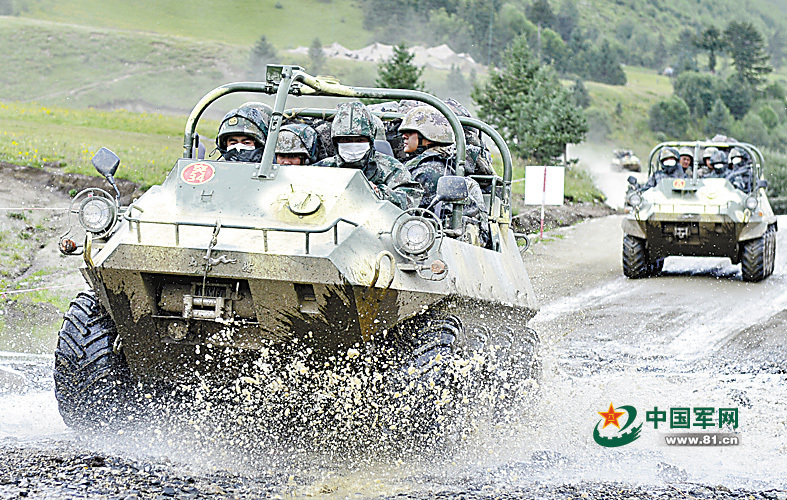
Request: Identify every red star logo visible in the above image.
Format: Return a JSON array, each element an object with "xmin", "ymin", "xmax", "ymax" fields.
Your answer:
[{"xmin": 598, "ymin": 403, "xmax": 625, "ymax": 429}]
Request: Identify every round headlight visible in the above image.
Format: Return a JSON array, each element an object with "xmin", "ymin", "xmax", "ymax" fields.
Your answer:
[
  {"xmin": 744, "ymin": 195, "xmax": 758, "ymax": 211},
  {"xmin": 627, "ymin": 192, "xmax": 643, "ymax": 208},
  {"xmin": 78, "ymin": 196, "xmax": 116, "ymax": 234},
  {"xmin": 395, "ymin": 217, "xmax": 436, "ymax": 256}
]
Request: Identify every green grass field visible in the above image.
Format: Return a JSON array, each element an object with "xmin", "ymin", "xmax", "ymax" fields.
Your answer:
[
  {"xmin": 20, "ymin": 0, "xmax": 369, "ymax": 49},
  {"xmin": 0, "ymin": 101, "xmax": 218, "ymax": 186}
]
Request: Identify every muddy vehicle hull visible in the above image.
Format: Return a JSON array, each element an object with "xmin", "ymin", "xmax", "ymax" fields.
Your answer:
[{"xmin": 85, "ymin": 163, "xmax": 535, "ymax": 381}]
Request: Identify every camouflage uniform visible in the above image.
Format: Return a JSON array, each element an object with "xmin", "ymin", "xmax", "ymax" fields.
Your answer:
[
  {"xmin": 727, "ymin": 147, "xmax": 753, "ymax": 192},
  {"xmin": 314, "ymin": 102, "xmax": 423, "ymax": 210},
  {"xmin": 399, "ymin": 106, "xmax": 456, "ymax": 209},
  {"xmin": 443, "ymin": 98, "xmax": 493, "ymax": 176},
  {"xmin": 644, "ymin": 147, "xmax": 684, "ymax": 189}
]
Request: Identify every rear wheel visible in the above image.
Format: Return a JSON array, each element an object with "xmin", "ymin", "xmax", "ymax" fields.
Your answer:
[
  {"xmin": 54, "ymin": 291, "xmax": 132, "ymax": 429},
  {"xmin": 623, "ymin": 235, "xmax": 650, "ymax": 278}
]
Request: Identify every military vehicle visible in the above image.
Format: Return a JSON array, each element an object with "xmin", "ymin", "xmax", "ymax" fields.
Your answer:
[
  {"xmin": 611, "ymin": 149, "xmax": 641, "ymax": 172},
  {"xmin": 53, "ymin": 65, "xmax": 540, "ymax": 432},
  {"xmin": 622, "ymin": 141, "xmax": 777, "ymax": 281}
]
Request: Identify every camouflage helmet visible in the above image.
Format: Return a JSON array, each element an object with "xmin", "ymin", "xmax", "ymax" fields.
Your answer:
[
  {"xmin": 330, "ymin": 101, "xmax": 375, "ymax": 144},
  {"xmin": 444, "ymin": 97, "xmax": 483, "ymax": 147},
  {"xmin": 371, "ymin": 114, "xmax": 387, "ymax": 142},
  {"xmin": 217, "ymin": 107, "xmax": 268, "ymax": 149},
  {"xmin": 275, "ymin": 123, "xmax": 318, "ymax": 164},
  {"xmin": 399, "ymin": 105, "xmax": 455, "ymax": 144},
  {"xmin": 443, "ymin": 97, "xmax": 471, "ymax": 118},
  {"xmin": 702, "ymin": 146, "xmax": 718, "ymax": 161},
  {"xmin": 678, "ymin": 146, "xmax": 694, "ymax": 158},
  {"xmin": 729, "ymin": 147, "xmax": 751, "ymax": 166},
  {"xmin": 240, "ymin": 101, "xmax": 273, "ymax": 130},
  {"xmin": 710, "ymin": 150, "xmax": 728, "ymax": 169},
  {"xmin": 659, "ymin": 147, "xmax": 680, "ymax": 168}
]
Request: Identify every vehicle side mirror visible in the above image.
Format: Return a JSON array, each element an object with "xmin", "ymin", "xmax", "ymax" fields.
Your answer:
[
  {"xmin": 427, "ymin": 175, "xmax": 469, "ymax": 211},
  {"xmin": 91, "ymin": 147, "xmax": 121, "ymax": 199},
  {"xmin": 756, "ymin": 179, "xmax": 768, "ymax": 190},
  {"xmin": 627, "ymin": 175, "xmax": 638, "ymax": 186},
  {"xmin": 435, "ymin": 175, "xmax": 469, "ymax": 202}
]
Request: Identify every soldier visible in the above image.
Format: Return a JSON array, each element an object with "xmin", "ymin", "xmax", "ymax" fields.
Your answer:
[
  {"xmin": 698, "ymin": 147, "xmax": 718, "ymax": 177},
  {"xmin": 399, "ymin": 105, "xmax": 457, "ymax": 208},
  {"xmin": 679, "ymin": 146, "xmax": 694, "ymax": 176},
  {"xmin": 727, "ymin": 147, "xmax": 754, "ymax": 192},
  {"xmin": 275, "ymin": 123, "xmax": 318, "ymax": 165},
  {"xmin": 644, "ymin": 147, "xmax": 684, "ymax": 189},
  {"xmin": 443, "ymin": 98, "xmax": 493, "ymax": 176},
  {"xmin": 708, "ymin": 150, "xmax": 730, "ymax": 178},
  {"xmin": 216, "ymin": 106, "xmax": 268, "ymax": 162},
  {"xmin": 315, "ymin": 102, "xmax": 423, "ymax": 210}
]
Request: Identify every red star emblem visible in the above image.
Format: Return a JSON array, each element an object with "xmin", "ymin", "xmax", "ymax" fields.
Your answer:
[{"xmin": 598, "ymin": 403, "xmax": 625, "ymax": 429}]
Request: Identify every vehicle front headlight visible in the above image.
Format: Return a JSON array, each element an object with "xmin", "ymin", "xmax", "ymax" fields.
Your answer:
[
  {"xmin": 627, "ymin": 192, "xmax": 643, "ymax": 208},
  {"xmin": 395, "ymin": 217, "xmax": 436, "ymax": 255},
  {"xmin": 78, "ymin": 196, "xmax": 117, "ymax": 234},
  {"xmin": 744, "ymin": 195, "xmax": 758, "ymax": 211}
]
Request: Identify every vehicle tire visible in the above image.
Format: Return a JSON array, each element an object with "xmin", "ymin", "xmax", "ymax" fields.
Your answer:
[
  {"xmin": 391, "ymin": 314, "xmax": 467, "ymax": 446},
  {"xmin": 483, "ymin": 326, "xmax": 540, "ymax": 421},
  {"xmin": 622, "ymin": 235, "xmax": 650, "ymax": 278},
  {"xmin": 741, "ymin": 234, "xmax": 767, "ymax": 282},
  {"xmin": 53, "ymin": 291, "xmax": 132, "ymax": 429}
]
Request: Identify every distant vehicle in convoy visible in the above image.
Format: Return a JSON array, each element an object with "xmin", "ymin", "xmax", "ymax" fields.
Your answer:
[
  {"xmin": 622, "ymin": 141, "xmax": 777, "ymax": 282},
  {"xmin": 611, "ymin": 149, "xmax": 641, "ymax": 172},
  {"xmin": 52, "ymin": 65, "xmax": 540, "ymax": 436}
]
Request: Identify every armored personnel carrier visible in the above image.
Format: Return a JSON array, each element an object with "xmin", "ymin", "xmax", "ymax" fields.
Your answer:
[
  {"xmin": 622, "ymin": 141, "xmax": 777, "ymax": 281},
  {"xmin": 53, "ymin": 66, "xmax": 540, "ymax": 432},
  {"xmin": 611, "ymin": 149, "xmax": 641, "ymax": 172}
]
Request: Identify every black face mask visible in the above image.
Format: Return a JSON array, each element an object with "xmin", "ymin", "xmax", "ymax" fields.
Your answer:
[{"xmin": 220, "ymin": 146, "xmax": 264, "ymax": 163}]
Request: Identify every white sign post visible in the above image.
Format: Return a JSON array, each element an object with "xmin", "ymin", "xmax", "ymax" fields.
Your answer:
[{"xmin": 524, "ymin": 165, "xmax": 565, "ymax": 239}]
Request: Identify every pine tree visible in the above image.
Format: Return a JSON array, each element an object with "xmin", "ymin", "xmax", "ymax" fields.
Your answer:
[
  {"xmin": 247, "ymin": 35, "xmax": 278, "ymax": 80},
  {"xmin": 704, "ymin": 98, "xmax": 732, "ymax": 136},
  {"xmin": 695, "ymin": 26, "xmax": 726, "ymax": 74},
  {"xmin": 572, "ymin": 78, "xmax": 591, "ymax": 109},
  {"xmin": 725, "ymin": 21, "xmax": 772, "ymax": 86},
  {"xmin": 472, "ymin": 35, "xmax": 587, "ymax": 162},
  {"xmin": 308, "ymin": 38, "xmax": 327, "ymax": 75},
  {"xmin": 375, "ymin": 43, "xmax": 425, "ymax": 91}
]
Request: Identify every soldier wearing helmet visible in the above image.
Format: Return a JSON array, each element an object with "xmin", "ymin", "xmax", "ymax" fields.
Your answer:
[
  {"xmin": 216, "ymin": 106, "xmax": 268, "ymax": 163},
  {"xmin": 678, "ymin": 146, "xmax": 694, "ymax": 176},
  {"xmin": 399, "ymin": 105, "xmax": 456, "ymax": 208},
  {"xmin": 698, "ymin": 147, "xmax": 718, "ymax": 177},
  {"xmin": 709, "ymin": 150, "xmax": 729, "ymax": 177},
  {"xmin": 275, "ymin": 123, "xmax": 318, "ymax": 165},
  {"xmin": 727, "ymin": 147, "xmax": 753, "ymax": 191},
  {"xmin": 644, "ymin": 147, "xmax": 684, "ymax": 188},
  {"xmin": 315, "ymin": 101, "xmax": 423, "ymax": 210},
  {"xmin": 443, "ymin": 97, "xmax": 493, "ymax": 177}
]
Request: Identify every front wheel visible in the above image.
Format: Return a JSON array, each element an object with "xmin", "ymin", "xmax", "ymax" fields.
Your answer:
[
  {"xmin": 622, "ymin": 235, "xmax": 650, "ymax": 278},
  {"xmin": 53, "ymin": 291, "xmax": 132, "ymax": 429},
  {"xmin": 741, "ymin": 226, "xmax": 776, "ymax": 282}
]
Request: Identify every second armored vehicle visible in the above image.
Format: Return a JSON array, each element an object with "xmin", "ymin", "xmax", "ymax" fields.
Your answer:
[{"xmin": 622, "ymin": 141, "xmax": 776, "ymax": 282}]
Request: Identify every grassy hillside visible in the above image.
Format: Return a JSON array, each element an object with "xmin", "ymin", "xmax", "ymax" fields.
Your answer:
[{"xmin": 18, "ymin": 0, "xmax": 369, "ymax": 49}]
